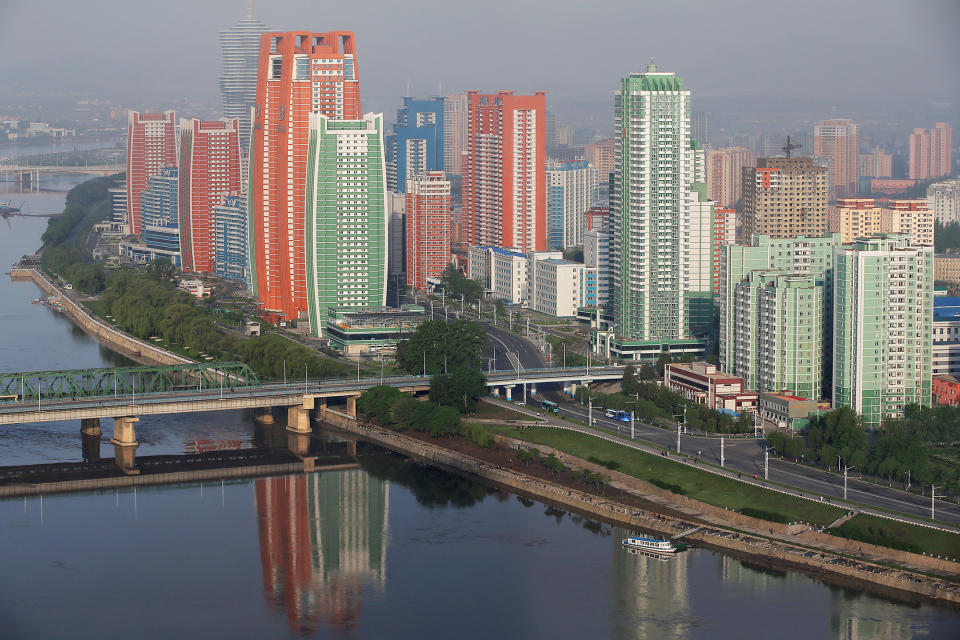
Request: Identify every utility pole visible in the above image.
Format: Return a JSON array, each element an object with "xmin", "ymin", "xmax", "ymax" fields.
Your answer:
[
  {"xmin": 493, "ymin": 305, "xmax": 497, "ymax": 326},
  {"xmin": 721, "ymin": 437, "xmax": 725, "ymax": 468},
  {"xmin": 765, "ymin": 446, "xmax": 774, "ymax": 480},
  {"xmin": 357, "ymin": 358, "xmax": 360, "ymax": 382},
  {"xmin": 526, "ymin": 317, "xmax": 530, "ymax": 336},
  {"xmin": 423, "ymin": 352, "xmax": 427, "ymax": 377},
  {"xmin": 461, "ymin": 296, "xmax": 464, "ymax": 315},
  {"xmin": 932, "ymin": 485, "xmax": 942, "ymax": 520},
  {"xmin": 904, "ymin": 469, "xmax": 911, "ymax": 492},
  {"xmin": 843, "ymin": 465, "xmax": 855, "ymax": 500},
  {"xmin": 509, "ymin": 311, "xmax": 513, "ymax": 331},
  {"xmin": 630, "ymin": 410, "xmax": 635, "ymax": 439},
  {"xmin": 563, "ymin": 343, "xmax": 566, "ymax": 369}
]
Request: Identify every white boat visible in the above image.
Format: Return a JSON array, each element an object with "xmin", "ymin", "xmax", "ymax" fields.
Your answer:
[{"xmin": 621, "ymin": 535, "xmax": 679, "ymax": 553}]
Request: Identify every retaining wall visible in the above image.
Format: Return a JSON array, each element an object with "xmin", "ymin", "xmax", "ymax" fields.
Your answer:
[
  {"xmin": 12, "ymin": 268, "xmax": 192, "ymax": 366},
  {"xmin": 320, "ymin": 411, "xmax": 960, "ymax": 607}
]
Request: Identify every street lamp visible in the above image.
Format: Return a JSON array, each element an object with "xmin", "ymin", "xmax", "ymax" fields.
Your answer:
[
  {"xmin": 588, "ymin": 394, "xmax": 600, "ymax": 427},
  {"xmin": 765, "ymin": 446, "xmax": 775, "ymax": 480},
  {"xmin": 843, "ymin": 464, "xmax": 855, "ymax": 500},
  {"xmin": 932, "ymin": 485, "xmax": 942, "ymax": 520},
  {"xmin": 672, "ymin": 408, "xmax": 684, "ymax": 454}
]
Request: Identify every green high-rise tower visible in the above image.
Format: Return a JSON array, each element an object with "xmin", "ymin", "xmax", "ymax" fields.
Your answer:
[
  {"xmin": 305, "ymin": 112, "xmax": 388, "ymax": 337},
  {"xmin": 605, "ymin": 61, "xmax": 713, "ymax": 361}
]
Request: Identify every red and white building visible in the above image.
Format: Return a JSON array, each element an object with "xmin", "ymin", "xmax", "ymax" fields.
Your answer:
[
  {"xmin": 933, "ymin": 374, "xmax": 960, "ymax": 406},
  {"xmin": 664, "ymin": 361, "xmax": 758, "ymax": 413},
  {"xmin": 127, "ymin": 111, "xmax": 178, "ymax": 235},
  {"xmin": 712, "ymin": 207, "xmax": 736, "ymax": 297},
  {"xmin": 462, "ymin": 91, "xmax": 546, "ymax": 253},
  {"xmin": 909, "ymin": 123, "xmax": 953, "ymax": 181},
  {"xmin": 178, "ymin": 118, "xmax": 242, "ymax": 273},
  {"xmin": 406, "ymin": 171, "xmax": 451, "ymax": 291},
  {"xmin": 250, "ymin": 31, "xmax": 361, "ymax": 322}
]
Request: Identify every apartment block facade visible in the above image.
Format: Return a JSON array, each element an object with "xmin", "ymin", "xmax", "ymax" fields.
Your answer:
[
  {"xmin": 127, "ymin": 111, "xmax": 178, "ymax": 235},
  {"xmin": 706, "ymin": 146, "xmax": 755, "ymax": 208},
  {"xmin": 814, "ymin": 118, "xmax": 859, "ymax": 198},
  {"xmin": 386, "ymin": 96, "xmax": 444, "ymax": 193},
  {"xmin": 545, "ymin": 160, "xmax": 598, "ymax": 249},
  {"xmin": 741, "ymin": 157, "xmax": 828, "ymax": 242},
  {"xmin": 405, "ymin": 171, "xmax": 451, "ymax": 290}
]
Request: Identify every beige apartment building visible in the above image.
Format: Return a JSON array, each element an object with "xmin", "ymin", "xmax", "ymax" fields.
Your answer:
[
  {"xmin": 741, "ymin": 157, "xmax": 829, "ymax": 242},
  {"xmin": 707, "ymin": 146, "xmax": 756, "ymax": 208},
  {"xmin": 829, "ymin": 198, "xmax": 933, "ymax": 246}
]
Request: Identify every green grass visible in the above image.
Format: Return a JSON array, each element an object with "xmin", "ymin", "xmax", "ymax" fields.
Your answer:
[
  {"xmin": 545, "ymin": 335, "xmax": 588, "ymax": 366},
  {"xmin": 828, "ymin": 514, "xmax": 960, "ymax": 559},
  {"xmin": 474, "ymin": 401, "xmax": 534, "ymax": 421},
  {"xmin": 484, "ymin": 425, "xmax": 845, "ymax": 526}
]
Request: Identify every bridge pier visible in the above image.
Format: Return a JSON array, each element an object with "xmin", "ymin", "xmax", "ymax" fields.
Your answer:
[
  {"xmin": 504, "ymin": 385, "xmax": 514, "ymax": 401},
  {"xmin": 110, "ymin": 415, "xmax": 139, "ymax": 475},
  {"xmin": 254, "ymin": 420, "xmax": 276, "ymax": 450},
  {"xmin": 286, "ymin": 406, "xmax": 312, "ymax": 434},
  {"xmin": 345, "ymin": 395, "xmax": 358, "ymax": 418},
  {"xmin": 81, "ymin": 431, "xmax": 101, "ymax": 463},
  {"xmin": 80, "ymin": 418, "xmax": 101, "ymax": 436},
  {"xmin": 492, "ymin": 387, "xmax": 500, "ymax": 398}
]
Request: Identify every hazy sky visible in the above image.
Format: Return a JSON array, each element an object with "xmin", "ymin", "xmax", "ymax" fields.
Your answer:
[{"xmin": 2, "ymin": 0, "xmax": 959, "ymax": 125}]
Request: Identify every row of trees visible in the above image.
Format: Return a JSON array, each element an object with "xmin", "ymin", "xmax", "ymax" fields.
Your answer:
[
  {"xmin": 99, "ymin": 270, "xmax": 354, "ymax": 380},
  {"xmin": 40, "ymin": 176, "xmax": 116, "ymax": 294},
  {"xmin": 766, "ymin": 406, "xmax": 959, "ymax": 493},
  {"xmin": 438, "ymin": 265, "xmax": 484, "ymax": 303}
]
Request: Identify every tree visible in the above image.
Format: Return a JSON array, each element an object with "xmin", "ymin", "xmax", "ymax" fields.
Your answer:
[
  {"xmin": 429, "ymin": 368, "xmax": 487, "ymax": 414},
  {"xmin": 396, "ymin": 319, "xmax": 486, "ymax": 375},
  {"xmin": 637, "ymin": 363, "xmax": 658, "ymax": 381},
  {"xmin": 440, "ymin": 264, "xmax": 484, "ymax": 302},
  {"xmin": 147, "ymin": 258, "xmax": 178, "ymax": 282},
  {"xmin": 358, "ymin": 385, "xmax": 406, "ymax": 424}
]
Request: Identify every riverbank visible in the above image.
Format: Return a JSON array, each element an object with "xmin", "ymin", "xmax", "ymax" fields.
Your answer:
[
  {"xmin": 319, "ymin": 408, "xmax": 960, "ymax": 608},
  {"xmin": 10, "ymin": 267, "xmax": 192, "ymax": 366}
]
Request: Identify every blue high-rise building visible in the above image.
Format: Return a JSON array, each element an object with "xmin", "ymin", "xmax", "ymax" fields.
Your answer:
[
  {"xmin": 136, "ymin": 167, "xmax": 182, "ymax": 265},
  {"xmin": 386, "ymin": 97, "xmax": 444, "ymax": 193},
  {"xmin": 213, "ymin": 194, "xmax": 250, "ymax": 284}
]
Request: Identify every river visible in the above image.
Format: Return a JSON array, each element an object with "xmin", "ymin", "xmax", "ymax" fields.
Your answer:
[{"xmin": 0, "ymin": 178, "xmax": 959, "ymax": 639}]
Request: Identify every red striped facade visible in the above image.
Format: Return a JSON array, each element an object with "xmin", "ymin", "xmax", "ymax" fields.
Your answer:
[
  {"xmin": 126, "ymin": 111, "xmax": 178, "ymax": 235},
  {"xmin": 178, "ymin": 118, "xmax": 242, "ymax": 273},
  {"xmin": 250, "ymin": 31, "xmax": 361, "ymax": 321}
]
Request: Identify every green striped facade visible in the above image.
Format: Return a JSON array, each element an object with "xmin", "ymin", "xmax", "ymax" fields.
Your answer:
[
  {"xmin": 305, "ymin": 113, "xmax": 388, "ymax": 337},
  {"xmin": 833, "ymin": 236, "xmax": 933, "ymax": 426}
]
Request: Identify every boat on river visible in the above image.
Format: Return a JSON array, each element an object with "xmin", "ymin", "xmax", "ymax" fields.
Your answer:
[{"xmin": 621, "ymin": 535, "xmax": 683, "ymax": 554}]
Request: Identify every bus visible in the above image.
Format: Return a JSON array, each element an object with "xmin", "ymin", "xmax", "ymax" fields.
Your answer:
[
  {"xmin": 541, "ymin": 400, "xmax": 559, "ymax": 414},
  {"xmin": 604, "ymin": 408, "xmax": 617, "ymax": 418},
  {"xmin": 615, "ymin": 410, "xmax": 632, "ymax": 422}
]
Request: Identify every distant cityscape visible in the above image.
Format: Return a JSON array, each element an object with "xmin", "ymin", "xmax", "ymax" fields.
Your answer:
[{"xmin": 3, "ymin": 5, "xmax": 960, "ymax": 431}]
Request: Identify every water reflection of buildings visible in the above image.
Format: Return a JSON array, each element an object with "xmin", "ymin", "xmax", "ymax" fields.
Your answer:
[
  {"xmin": 612, "ymin": 530, "xmax": 692, "ymax": 640},
  {"xmin": 255, "ymin": 470, "xmax": 389, "ymax": 634},
  {"xmin": 829, "ymin": 590, "xmax": 917, "ymax": 640},
  {"xmin": 719, "ymin": 555, "xmax": 804, "ymax": 592}
]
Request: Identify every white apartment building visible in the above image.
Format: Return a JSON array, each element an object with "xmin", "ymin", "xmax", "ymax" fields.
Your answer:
[
  {"xmin": 530, "ymin": 258, "xmax": 584, "ymax": 317},
  {"xmin": 546, "ymin": 160, "xmax": 599, "ymax": 250},
  {"xmin": 928, "ymin": 179, "xmax": 960, "ymax": 225},
  {"xmin": 492, "ymin": 249, "xmax": 529, "ymax": 304}
]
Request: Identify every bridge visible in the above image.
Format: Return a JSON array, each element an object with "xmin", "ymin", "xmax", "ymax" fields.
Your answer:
[
  {"xmin": 0, "ymin": 362, "xmax": 624, "ymax": 474},
  {"xmin": 1, "ymin": 165, "xmax": 122, "ymax": 192}
]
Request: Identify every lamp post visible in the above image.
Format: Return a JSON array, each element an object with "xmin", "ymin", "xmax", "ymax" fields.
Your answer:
[
  {"xmin": 765, "ymin": 446, "xmax": 775, "ymax": 480},
  {"xmin": 932, "ymin": 485, "xmax": 942, "ymax": 520},
  {"xmin": 904, "ymin": 469, "xmax": 911, "ymax": 492},
  {"xmin": 844, "ymin": 465, "xmax": 855, "ymax": 500},
  {"xmin": 588, "ymin": 394, "xmax": 599, "ymax": 427},
  {"xmin": 673, "ymin": 409, "xmax": 684, "ymax": 454}
]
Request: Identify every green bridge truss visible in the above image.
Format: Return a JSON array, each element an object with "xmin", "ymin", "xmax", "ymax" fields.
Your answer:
[{"xmin": 0, "ymin": 362, "xmax": 261, "ymax": 401}]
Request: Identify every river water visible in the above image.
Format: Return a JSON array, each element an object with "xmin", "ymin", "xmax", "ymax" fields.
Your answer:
[{"xmin": 1, "ymin": 179, "xmax": 959, "ymax": 639}]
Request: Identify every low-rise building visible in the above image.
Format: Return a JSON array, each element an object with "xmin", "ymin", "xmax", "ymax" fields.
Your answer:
[
  {"xmin": 492, "ymin": 248, "xmax": 529, "ymax": 304},
  {"xmin": 933, "ymin": 374, "xmax": 960, "ymax": 405},
  {"xmin": 829, "ymin": 198, "xmax": 933, "ymax": 246},
  {"xmin": 757, "ymin": 392, "xmax": 819, "ymax": 432},
  {"xmin": 934, "ymin": 296, "xmax": 960, "ymax": 377},
  {"xmin": 529, "ymin": 258, "xmax": 583, "ymax": 317},
  {"xmin": 664, "ymin": 361, "xmax": 758, "ymax": 414},
  {"xmin": 935, "ymin": 254, "xmax": 960, "ymax": 284},
  {"xmin": 325, "ymin": 305, "xmax": 427, "ymax": 354}
]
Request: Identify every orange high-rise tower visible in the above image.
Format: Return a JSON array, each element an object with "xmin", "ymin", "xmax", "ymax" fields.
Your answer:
[
  {"xmin": 178, "ymin": 118, "xmax": 242, "ymax": 273},
  {"xmin": 405, "ymin": 171, "xmax": 451, "ymax": 290},
  {"xmin": 127, "ymin": 111, "xmax": 178, "ymax": 235},
  {"xmin": 249, "ymin": 31, "xmax": 360, "ymax": 322},
  {"xmin": 462, "ymin": 91, "xmax": 546, "ymax": 253}
]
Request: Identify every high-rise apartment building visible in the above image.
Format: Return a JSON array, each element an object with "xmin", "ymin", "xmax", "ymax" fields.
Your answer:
[
  {"xmin": 857, "ymin": 146, "xmax": 893, "ymax": 178},
  {"xmin": 405, "ymin": 170, "xmax": 451, "ymax": 290},
  {"xmin": 833, "ymin": 236, "xmax": 933, "ymax": 426},
  {"xmin": 584, "ymin": 138, "xmax": 616, "ymax": 181},
  {"xmin": 741, "ymin": 157, "xmax": 828, "ymax": 242},
  {"xmin": 120, "ymin": 167, "xmax": 182, "ymax": 266},
  {"xmin": 304, "ymin": 112, "xmax": 387, "ymax": 337},
  {"xmin": 706, "ymin": 147, "xmax": 755, "ymax": 208},
  {"xmin": 584, "ymin": 227, "xmax": 610, "ymax": 306},
  {"xmin": 910, "ymin": 123, "xmax": 953, "ymax": 180},
  {"xmin": 386, "ymin": 97, "xmax": 444, "ymax": 193},
  {"xmin": 928, "ymin": 179, "xmax": 960, "ymax": 224},
  {"xmin": 462, "ymin": 91, "xmax": 546, "ymax": 253},
  {"xmin": 731, "ymin": 271, "xmax": 824, "ymax": 400},
  {"xmin": 250, "ymin": 31, "xmax": 361, "ymax": 322},
  {"xmin": 127, "ymin": 111, "xmax": 177, "ymax": 235},
  {"xmin": 178, "ymin": 118, "xmax": 242, "ymax": 273},
  {"xmin": 218, "ymin": 6, "xmax": 268, "ymax": 150},
  {"xmin": 213, "ymin": 194, "xmax": 249, "ymax": 283},
  {"xmin": 442, "ymin": 94, "xmax": 467, "ymax": 176},
  {"xmin": 712, "ymin": 207, "xmax": 736, "ymax": 297},
  {"xmin": 546, "ymin": 160, "xmax": 598, "ymax": 249},
  {"xmin": 814, "ymin": 119, "xmax": 859, "ymax": 198},
  {"xmin": 884, "ymin": 199, "xmax": 935, "ymax": 247},
  {"xmin": 608, "ymin": 62, "xmax": 714, "ymax": 359},
  {"xmin": 720, "ymin": 233, "xmax": 842, "ymax": 399}
]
